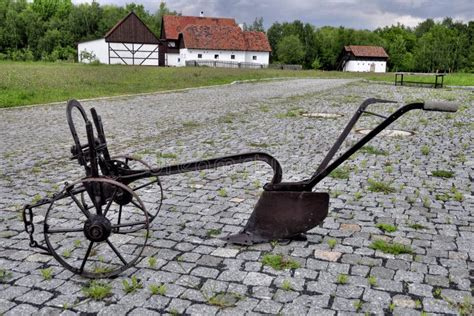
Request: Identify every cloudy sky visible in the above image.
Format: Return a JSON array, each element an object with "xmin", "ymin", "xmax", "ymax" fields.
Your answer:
[{"xmin": 73, "ymin": 0, "xmax": 473, "ymax": 29}]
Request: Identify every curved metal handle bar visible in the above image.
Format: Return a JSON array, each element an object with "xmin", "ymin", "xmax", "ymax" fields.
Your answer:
[
  {"xmin": 314, "ymin": 98, "xmax": 396, "ymax": 175},
  {"xmin": 66, "ymin": 99, "xmax": 90, "ymax": 166},
  {"xmin": 265, "ymin": 102, "xmax": 424, "ymax": 192},
  {"xmin": 118, "ymin": 152, "xmax": 283, "ymax": 185}
]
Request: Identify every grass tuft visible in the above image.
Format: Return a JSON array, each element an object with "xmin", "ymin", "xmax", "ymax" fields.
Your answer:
[
  {"xmin": 376, "ymin": 223, "xmax": 397, "ymax": 233},
  {"xmin": 359, "ymin": 145, "xmax": 388, "ymax": 156},
  {"xmin": 261, "ymin": 253, "xmax": 300, "ymax": 270},
  {"xmin": 82, "ymin": 281, "xmax": 112, "ymax": 300},
  {"xmin": 329, "ymin": 166, "xmax": 351, "ymax": 179},
  {"xmin": 431, "ymin": 170, "xmax": 454, "ymax": 178},
  {"xmin": 40, "ymin": 268, "xmax": 53, "ymax": 280},
  {"xmin": 122, "ymin": 275, "xmax": 143, "ymax": 294},
  {"xmin": 367, "ymin": 179, "xmax": 397, "ymax": 194},
  {"xmin": 208, "ymin": 292, "xmax": 243, "ymax": 308},
  {"xmin": 369, "ymin": 239, "xmax": 413, "ymax": 255},
  {"xmin": 149, "ymin": 283, "xmax": 167, "ymax": 296}
]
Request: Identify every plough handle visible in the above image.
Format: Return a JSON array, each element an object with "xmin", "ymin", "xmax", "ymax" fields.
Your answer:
[{"xmin": 265, "ymin": 100, "xmax": 458, "ymax": 192}]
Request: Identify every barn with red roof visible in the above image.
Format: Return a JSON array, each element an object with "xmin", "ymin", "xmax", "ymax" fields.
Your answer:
[
  {"xmin": 160, "ymin": 13, "xmax": 271, "ymax": 67},
  {"xmin": 339, "ymin": 45, "xmax": 389, "ymax": 73}
]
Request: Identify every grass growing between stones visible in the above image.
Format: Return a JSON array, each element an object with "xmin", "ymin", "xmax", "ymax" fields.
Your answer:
[
  {"xmin": 431, "ymin": 170, "xmax": 454, "ymax": 178},
  {"xmin": 206, "ymin": 228, "xmax": 222, "ymax": 237},
  {"xmin": 207, "ymin": 292, "xmax": 244, "ymax": 308},
  {"xmin": 0, "ymin": 268, "xmax": 13, "ymax": 282},
  {"xmin": 337, "ymin": 274, "xmax": 348, "ymax": 284},
  {"xmin": 281, "ymin": 280, "xmax": 293, "ymax": 291},
  {"xmin": 359, "ymin": 145, "xmax": 388, "ymax": 156},
  {"xmin": 122, "ymin": 275, "xmax": 143, "ymax": 294},
  {"xmin": 40, "ymin": 267, "xmax": 53, "ymax": 280},
  {"xmin": 367, "ymin": 179, "xmax": 397, "ymax": 194},
  {"xmin": 329, "ymin": 166, "xmax": 351, "ymax": 179},
  {"xmin": 82, "ymin": 281, "xmax": 112, "ymax": 300},
  {"xmin": 149, "ymin": 283, "xmax": 167, "ymax": 296},
  {"xmin": 369, "ymin": 240, "xmax": 413, "ymax": 255},
  {"xmin": 376, "ymin": 223, "xmax": 398, "ymax": 233},
  {"xmin": 261, "ymin": 253, "xmax": 301, "ymax": 270},
  {"xmin": 409, "ymin": 223, "xmax": 427, "ymax": 230}
]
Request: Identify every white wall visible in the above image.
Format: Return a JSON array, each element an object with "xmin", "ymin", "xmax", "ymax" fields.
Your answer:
[
  {"xmin": 109, "ymin": 43, "xmax": 159, "ymax": 66},
  {"xmin": 165, "ymin": 53, "xmax": 182, "ymax": 66},
  {"xmin": 244, "ymin": 51, "xmax": 269, "ymax": 64},
  {"xmin": 78, "ymin": 39, "xmax": 159, "ymax": 65},
  {"xmin": 177, "ymin": 49, "xmax": 269, "ymax": 67},
  {"xmin": 343, "ymin": 60, "xmax": 386, "ymax": 73},
  {"xmin": 78, "ymin": 38, "xmax": 108, "ymax": 64}
]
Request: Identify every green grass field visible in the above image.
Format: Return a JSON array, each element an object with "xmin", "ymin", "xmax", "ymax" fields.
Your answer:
[{"xmin": 0, "ymin": 61, "xmax": 472, "ymax": 108}]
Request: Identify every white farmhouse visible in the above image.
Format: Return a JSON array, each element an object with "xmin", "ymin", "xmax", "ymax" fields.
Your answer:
[
  {"xmin": 78, "ymin": 12, "xmax": 160, "ymax": 66},
  {"xmin": 160, "ymin": 15, "xmax": 271, "ymax": 67},
  {"xmin": 340, "ymin": 45, "xmax": 389, "ymax": 73}
]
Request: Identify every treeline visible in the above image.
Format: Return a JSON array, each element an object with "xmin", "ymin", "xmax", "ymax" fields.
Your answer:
[
  {"xmin": 0, "ymin": 0, "xmax": 176, "ymax": 61},
  {"xmin": 1, "ymin": 0, "xmax": 473, "ymax": 72},
  {"xmin": 266, "ymin": 19, "xmax": 474, "ymax": 72}
]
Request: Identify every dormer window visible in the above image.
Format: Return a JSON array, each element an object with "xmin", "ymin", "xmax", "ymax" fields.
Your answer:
[{"xmin": 167, "ymin": 41, "xmax": 176, "ymax": 48}]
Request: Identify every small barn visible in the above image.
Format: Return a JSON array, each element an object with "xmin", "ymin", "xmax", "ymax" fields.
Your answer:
[
  {"xmin": 78, "ymin": 12, "xmax": 161, "ymax": 66},
  {"xmin": 339, "ymin": 45, "xmax": 389, "ymax": 73}
]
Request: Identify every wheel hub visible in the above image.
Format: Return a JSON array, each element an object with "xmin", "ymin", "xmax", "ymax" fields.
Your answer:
[{"xmin": 84, "ymin": 215, "xmax": 112, "ymax": 242}]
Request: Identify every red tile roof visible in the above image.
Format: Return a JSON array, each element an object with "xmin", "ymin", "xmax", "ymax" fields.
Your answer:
[
  {"xmin": 344, "ymin": 45, "xmax": 389, "ymax": 58},
  {"xmin": 181, "ymin": 25, "xmax": 271, "ymax": 52},
  {"xmin": 243, "ymin": 31, "xmax": 272, "ymax": 52},
  {"xmin": 162, "ymin": 15, "xmax": 237, "ymax": 40}
]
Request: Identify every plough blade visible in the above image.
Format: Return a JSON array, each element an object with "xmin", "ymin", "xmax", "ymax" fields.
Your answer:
[{"xmin": 223, "ymin": 191, "xmax": 329, "ymax": 245}]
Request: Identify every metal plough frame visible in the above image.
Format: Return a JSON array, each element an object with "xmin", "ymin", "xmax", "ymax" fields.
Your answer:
[{"xmin": 23, "ymin": 98, "xmax": 458, "ymax": 278}]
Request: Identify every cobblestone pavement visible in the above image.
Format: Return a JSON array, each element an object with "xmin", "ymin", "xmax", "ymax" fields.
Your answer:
[{"xmin": 0, "ymin": 79, "xmax": 473, "ymax": 315}]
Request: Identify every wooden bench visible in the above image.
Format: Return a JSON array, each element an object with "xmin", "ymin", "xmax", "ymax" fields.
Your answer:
[{"xmin": 395, "ymin": 72, "xmax": 446, "ymax": 89}]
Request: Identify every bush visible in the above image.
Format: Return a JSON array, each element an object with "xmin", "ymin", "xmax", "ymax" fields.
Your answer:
[{"xmin": 312, "ymin": 57, "xmax": 322, "ymax": 69}]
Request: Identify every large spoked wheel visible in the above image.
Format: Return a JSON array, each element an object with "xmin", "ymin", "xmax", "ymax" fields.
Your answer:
[
  {"xmin": 44, "ymin": 177, "xmax": 149, "ymax": 278},
  {"xmin": 111, "ymin": 155, "xmax": 164, "ymax": 223}
]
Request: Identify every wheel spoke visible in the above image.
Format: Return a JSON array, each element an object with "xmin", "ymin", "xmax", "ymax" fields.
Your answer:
[
  {"xmin": 68, "ymin": 190, "xmax": 91, "ymax": 219},
  {"xmin": 130, "ymin": 200, "xmax": 153, "ymax": 219},
  {"xmin": 106, "ymin": 239, "xmax": 127, "ymax": 265},
  {"xmin": 111, "ymin": 220, "xmax": 148, "ymax": 229},
  {"xmin": 103, "ymin": 187, "xmax": 118, "ymax": 217},
  {"xmin": 47, "ymin": 227, "xmax": 83, "ymax": 234},
  {"xmin": 132, "ymin": 179, "xmax": 158, "ymax": 191},
  {"xmin": 79, "ymin": 241, "xmax": 94, "ymax": 274}
]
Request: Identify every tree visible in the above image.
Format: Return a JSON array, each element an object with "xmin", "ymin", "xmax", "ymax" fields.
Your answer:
[
  {"xmin": 276, "ymin": 35, "xmax": 305, "ymax": 64},
  {"xmin": 244, "ymin": 17, "xmax": 264, "ymax": 32}
]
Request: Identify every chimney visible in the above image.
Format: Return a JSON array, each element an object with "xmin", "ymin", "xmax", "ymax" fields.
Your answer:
[{"xmin": 200, "ymin": 11, "xmax": 204, "ymax": 17}]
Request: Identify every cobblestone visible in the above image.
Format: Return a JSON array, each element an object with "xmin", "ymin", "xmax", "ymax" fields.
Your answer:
[{"xmin": 0, "ymin": 79, "xmax": 472, "ymax": 315}]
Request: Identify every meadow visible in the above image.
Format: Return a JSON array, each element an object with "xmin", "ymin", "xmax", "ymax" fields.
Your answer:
[{"xmin": 0, "ymin": 61, "xmax": 472, "ymax": 108}]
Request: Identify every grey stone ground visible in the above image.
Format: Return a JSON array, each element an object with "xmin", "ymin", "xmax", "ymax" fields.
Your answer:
[{"xmin": 0, "ymin": 79, "xmax": 473, "ymax": 315}]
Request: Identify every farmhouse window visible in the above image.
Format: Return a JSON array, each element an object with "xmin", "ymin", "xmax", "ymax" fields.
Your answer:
[
  {"xmin": 214, "ymin": 54, "xmax": 219, "ymax": 59},
  {"xmin": 231, "ymin": 55, "xmax": 235, "ymax": 60},
  {"xmin": 198, "ymin": 54, "xmax": 202, "ymax": 58},
  {"xmin": 253, "ymin": 56, "xmax": 257, "ymax": 60},
  {"xmin": 168, "ymin": 41, "xmax": 176, "ymax": 48}
]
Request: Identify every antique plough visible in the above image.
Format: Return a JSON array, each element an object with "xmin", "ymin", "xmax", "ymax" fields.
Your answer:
[{"xmin": 23, "ymin": 98, "xmax": 458, "ymax": 278}]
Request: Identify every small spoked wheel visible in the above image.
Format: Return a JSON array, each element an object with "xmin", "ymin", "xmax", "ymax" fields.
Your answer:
[
  {"xmin": 44, "ymin": 177, "xmax": 149, "ymax": 278},
  {"xmin": 110, "ymin": 155, "xmax": 164, "ymax": 223}
]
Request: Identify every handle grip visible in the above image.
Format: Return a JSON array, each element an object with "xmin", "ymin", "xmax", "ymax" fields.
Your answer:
[{"xmin": 423, "ymin": 101, "xmax": 459, "ymax": 112}]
